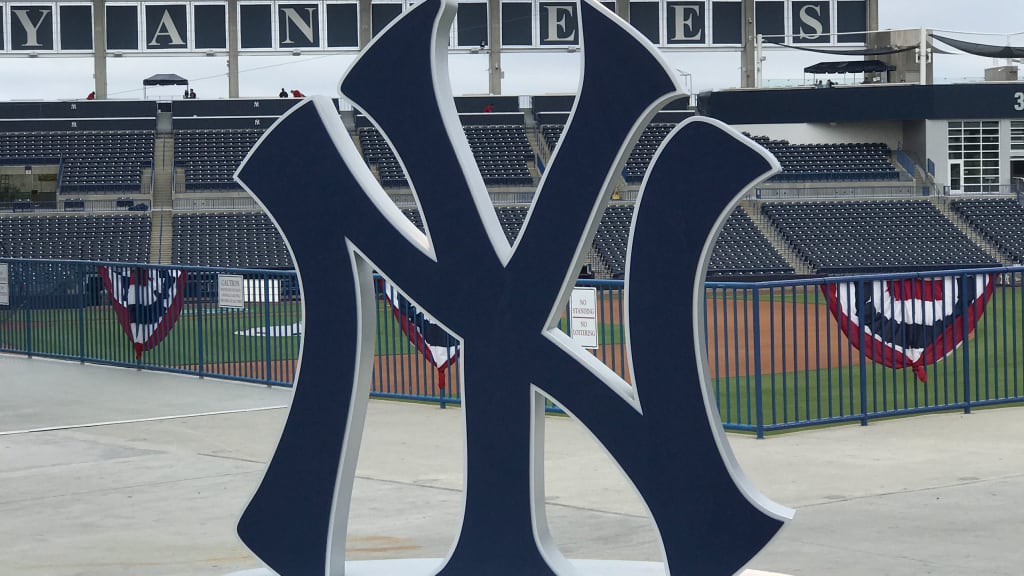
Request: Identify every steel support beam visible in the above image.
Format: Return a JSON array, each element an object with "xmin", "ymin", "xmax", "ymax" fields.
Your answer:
[
  {"xmin": 488, "ymin": 0, "xmax": 501, "ymax": 94},
  {"xmin": 740, "ymin": 0, "xmax": 756, "ymax": 88},
  {"xmin": 228, "ymin": 0, "xmax": 239, "ymax": 97},
  {"xmin": 92, "ymin": 0, "xmax": 107, "ymax": 98},
  {"xmin": 359, "ymin": 0, "xmax": 372, "ymax": 48}
]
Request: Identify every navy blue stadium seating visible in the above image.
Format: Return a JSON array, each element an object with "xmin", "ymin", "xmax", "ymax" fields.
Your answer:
[
  {"xmin": 360, "ymin": 124, "xmax": 534, "ymax": 187},
  {"xmin": 0, "ymin": 213, "xmax": 150, "ymax": 261},
  {"xmin": 623, "ymin": 124, "xmax": 676, "ymax": 183},
  {"xmin": 747, "ymin": 135, "xmax": 900, "ymax": 182},
  {"xmin": 401, "ymin": 205, "xmax": 527, "ymax": 246},
  {"xmin": 171, "ymin": 211, "xmax": 292, "ymax": 269},
  {"xmin": 593, "ymin": 204, "xmax": 793, "ymax": 278},
  {"xmin": 541, "ymin": 122, "xmax": 679, "ymax": 184},
  {"xmin": 709, "ymin": 208, "xmax": 795, "ymax": 277},
  {"xmin": 174, "ymin": 129, "xmax": 264, "ymax": 190},
  {"xmin": 763, "ymin": 200, "xmax": 996, "ymax": 273},
  {"xmin": 494, "ymin": 206, "xmax": 528, "ymax": 244},
  {"xmin": 0, "ymin": 130, "xmax": 154, "ymax": 193},
  {"xmin": 541, "ymin": 124, "xmax": 563, "ymax": 152},
  {"xmin": 464, "ymin": 125, "xmax": 534, "ymax": 185},
  {"xmin": 950, "ymin": 198, "xmax": 1024, "ymax": 264},
  {"xmin": 358, "ymin": 127, "xmax": 407, "ymax": 188}
]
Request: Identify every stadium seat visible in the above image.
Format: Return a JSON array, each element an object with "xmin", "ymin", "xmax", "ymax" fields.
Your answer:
[{"xmin": 763, "ymin": 199, "xmax": 997, "ymax": 274}]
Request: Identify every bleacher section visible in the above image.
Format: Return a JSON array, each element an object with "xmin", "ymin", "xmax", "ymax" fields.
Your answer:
[
  {"xmin": 593, "ymin": 204, "xmax": 792, "ymax": 278},
  {"xmin": 950, "ymin": 198, "xmax": 1024, "ymax": 264},
  {"xmin": 171, "ymin": 212, "xmax": 292, "ymax": 269},
  {"xmin": 0, "ymin": 96, "xmax": 1011, "ymax": 282},
  {"xmin": 174, "ymin": 129, "xmax": 264, "ymax": 190},
  {"xmin": 623, "ymin": 124, "xmax": 676, "ymax": 183},
  {"xmin": 358, "ymin": 127, "xmax": 407, "ymax": 188},
  {"xmin": 594, "ymin": 205, "xmax": 631, "ymax": 276},
  {"xmin": 763, "ymin": 200, "xmax": 996, "ymax": 274},
  {"xmin": 541, "ymin": 122, "xmax": 682, "ymax": 184},
  {"xmin": 541, "ymin": 124, "xmax": 563, "ymax": 152},
  {"xmin": 399, "ymin": 206, "xmax": 528, "ymax": 246},
  {"xmin": 0, "ymin": 214, "xmax": 150, "ymax": 261},
  {"xmin": 464, "ymin": 125, "xmax": 533, "ymax": 185},
  {"xmin": 495, "ymin": 206, "xmax": 528, "ymax": 244},
  {"xmin": 711, "ymin": 209, "xmax": 795, "ymax": 276},
  {"xmin": 358, "ymin": 124, "xmax": 535, "ymax": 187},
  {"xmin": 401, "ymin": 207, "xmax": 424, "ymax": 231},
  {"xmin": 0, "ymin": 130, "xmax": 153, "ymax": 193},
  {"xmin": 748, "ymin": 136, "xmax": 900, "ymax": 182}
]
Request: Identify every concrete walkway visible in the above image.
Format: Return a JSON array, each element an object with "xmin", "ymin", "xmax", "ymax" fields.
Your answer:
[{"xmin": 2, "ymin": 353, "xmax": 1023, "ymax": 575}]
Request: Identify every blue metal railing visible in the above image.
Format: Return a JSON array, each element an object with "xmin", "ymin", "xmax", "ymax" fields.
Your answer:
[
  {"xmin": 3, "ymin": 259, "xmax": 1024, "ymax": 436},
  {"xmin": 896, "ymin": 149, "xmax": 917, "ymax": 179}
]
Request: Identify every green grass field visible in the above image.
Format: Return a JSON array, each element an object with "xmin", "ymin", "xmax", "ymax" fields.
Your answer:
[{"xmin": 709, "ymin": 288, "xmax": 1024, "ymax": 428}]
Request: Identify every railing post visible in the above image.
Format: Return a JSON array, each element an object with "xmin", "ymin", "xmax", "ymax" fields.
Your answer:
[
  {"xmin": 134, "ymin": 268, "xmax": 142, "ymax": 370},
  {"xmin": 961, "ymin": 272, "xmax": 972, "ymax": 414},
  {"xmin": 78, "ymin": 263, "xmax": 86, "ymax": 363},
  {"xmin": 751, "ymin": 285, "xmax": 765, "ymax": 439},
  {"xmin": 23, "ymin": 264, "xmax": 32, "ymax": 358},
  {"xmin": 263, "ymin": 272, "xmax": 273, "ymax": 387},
  {"xmin": 197, "ymin": 273, "xmax": 205, "ymax": 378},
  {"xmin": 857, "ymin": 278, "xmax": 869, "ymax": 426}
]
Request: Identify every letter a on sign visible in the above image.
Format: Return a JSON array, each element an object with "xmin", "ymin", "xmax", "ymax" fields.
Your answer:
[
  {"xmin": 234, "ymin": 1, "xmax": 792, "ymax": 575},
  {"xmin": 147, "ymin": 7, "xmax": 187, "ymax": 47}
]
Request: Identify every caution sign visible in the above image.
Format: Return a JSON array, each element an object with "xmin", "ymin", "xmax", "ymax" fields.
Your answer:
[{"xmin": 218, "ymin": 274, "xmax": 245, "ymax": 309}]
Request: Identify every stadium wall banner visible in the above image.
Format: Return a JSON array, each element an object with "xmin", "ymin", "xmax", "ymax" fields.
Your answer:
[
  {"xmin": 0, "ymin": 0, "xmax": 865, "ymax": 53},
  {"xmin": 99, "ymin": 266, "xmax": 187, "ymax": 359},
  {"xmin": 824, "ymin": 275, "xmax": 995, "ymax": 383}
]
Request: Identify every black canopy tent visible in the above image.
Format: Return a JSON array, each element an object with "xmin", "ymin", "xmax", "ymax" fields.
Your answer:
[
  {"xmin": 804, "ymin": 60, "xmax": 894, "ymax": 74},
  {"xmin": 142, "ymin": 74, "xmax": 188, "ymax": 99},
  {"xmin": 931, "ymin": 34, "xmax": 1024, "ymax": 59},
  {"xmin": 804, "ymin": 60, "xmax": 895, "ymax": 84},
  {"xmin": 769, "ymin": 41, "xmax": 917, "ymax": 57}
]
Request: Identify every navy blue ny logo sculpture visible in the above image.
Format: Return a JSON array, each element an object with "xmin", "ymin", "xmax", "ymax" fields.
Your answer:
[{"xmin": 234, "ymin": 0, "xmax": 791, "ymax": 574}]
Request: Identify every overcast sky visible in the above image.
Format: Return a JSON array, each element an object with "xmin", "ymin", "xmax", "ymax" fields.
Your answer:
[{"xmin": 0, "ymin": 0, "xmax": 1021, "ymax": 102}]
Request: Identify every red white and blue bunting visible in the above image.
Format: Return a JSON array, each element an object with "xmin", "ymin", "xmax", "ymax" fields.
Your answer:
[
  {"xmin": 824, "ymin": 275, "xmax": 994, "ymax": 382},
  {"xmin": 99, "ymin": 266, "xmax": 187, "ymax": 359},
  {"xmin": 380, "ymin": 279, "xmax": 459, "ymax": 389}
]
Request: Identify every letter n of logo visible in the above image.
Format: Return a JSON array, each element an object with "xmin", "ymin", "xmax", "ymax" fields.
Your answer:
[{"xmin": 234, "ymin": 0, "xmax": 792, "ymax": 575}]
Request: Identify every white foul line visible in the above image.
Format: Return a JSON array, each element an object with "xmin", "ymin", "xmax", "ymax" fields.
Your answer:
[{"xmin": 0, "ymin": 405, "xmax": 289, "ymax": 436}]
